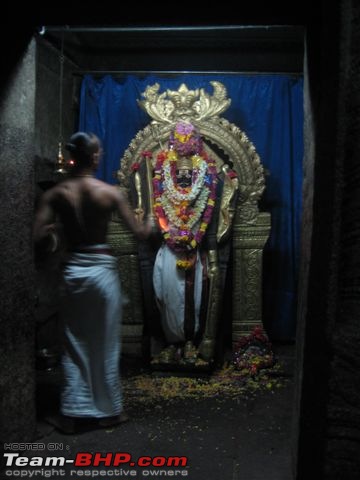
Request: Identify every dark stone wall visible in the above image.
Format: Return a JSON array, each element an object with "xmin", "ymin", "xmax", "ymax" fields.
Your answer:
[
  {"xmin": 294, "ymin": 1, "xmax": 360, "ymax": 478},
  {"xmin": 51, "ymin": 28, "xmax": 304, "ymax": 73},
  {"xmin": 0, "ymin": 40, "xmax": 37, "ymax": 442},
  {"xmin": 0, "ymin": 34, "xmax": 79, "ymax": 444},
  {"xmin": 325, "ymin": 0, "xmax": 360, "ymax": 476},
  {"xmin": 33, "ymin": 38, "xmax": 80, "ymax": 361},
  {"xmin": 35, "ymin": 37, "xmax": 80, "ymax": 184}
]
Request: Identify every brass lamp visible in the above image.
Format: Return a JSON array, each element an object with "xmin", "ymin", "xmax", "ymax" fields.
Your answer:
[
  {"xmin": 54, "ymin": 31, "xmax": 67, "ymax": 175},
  {"xmin": 54, "ymin": 141, "xmax": 67, "ymax": 174}
]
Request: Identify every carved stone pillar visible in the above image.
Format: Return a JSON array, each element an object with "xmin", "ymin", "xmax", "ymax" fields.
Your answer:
[
  {"xmin": 107, "ymin": 219, "xmax": 144, "ymax": 356},
  {"xmin": 232, "ymin": 210, "xmax": 271, "ymax": 346}
]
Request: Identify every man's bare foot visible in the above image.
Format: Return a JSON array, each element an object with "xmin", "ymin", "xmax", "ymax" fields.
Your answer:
[
  {"xmin": 98, "ymin": 412, "xmax": 129, "ymax": 428},
  {"xmin": 44, "ymin": 414, "xmax": 76, "ymax": 434}
]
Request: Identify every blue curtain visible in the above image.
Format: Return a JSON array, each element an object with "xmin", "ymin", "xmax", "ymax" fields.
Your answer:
[{"xmin": 79, "ymin": 73, "xmax": 303, "ymax": 340}]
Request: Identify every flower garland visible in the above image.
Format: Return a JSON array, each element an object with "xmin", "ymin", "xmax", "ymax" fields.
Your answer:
[
  {"xmin": 152, "ymin": 148, "xmax": 217, "ymax": 256},
  {"xmin": 169, "ymin": 122, "xmax": 203, "ymax": 156},
  {"xmin": 233, "ymin": 326, "xmax": 275, "ymax": 376}
]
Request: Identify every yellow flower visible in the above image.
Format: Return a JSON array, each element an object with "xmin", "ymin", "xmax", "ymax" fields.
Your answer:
[
  {"xmin": 176, "ymin": 259, "xmax": 192, "ymax": 270},
  {"xmin": 167, "ymin": 151, "xmax": 178, "ymax": 161},
  {"xmin": 174, "ymin": 132, "xmax": 191, "ymax": 143},
  {"xmin": 175, "ymin": 235, "xmax": 189, "ymax": 242},
  {"xmin": 191, "ymin": 154, "xmax": 203, "ymax": 168}
]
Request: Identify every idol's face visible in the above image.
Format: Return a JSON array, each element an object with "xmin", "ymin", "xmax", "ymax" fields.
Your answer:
[{"xmin": 176, "ymin": 168, "xmax": 192, "ymax": 188}]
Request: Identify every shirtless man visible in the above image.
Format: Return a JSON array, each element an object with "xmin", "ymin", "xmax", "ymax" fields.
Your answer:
[
  {"xmin": 34, "ymin": 135, "xmax": 151, "ymax": 249},
  {"xmin": 34, "ymin": 132, "xmax": 152, "ymax": 433}
]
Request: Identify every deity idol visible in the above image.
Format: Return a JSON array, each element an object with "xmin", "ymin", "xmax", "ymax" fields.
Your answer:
[{"xmin": 151, "ymin": 121, "xmax": 219, "ymax": 364}]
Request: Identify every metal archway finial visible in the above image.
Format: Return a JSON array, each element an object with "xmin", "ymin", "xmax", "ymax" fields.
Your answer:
[{"xmin": 137, "ymin": 81, "xmax": 231, "ymax": 124}]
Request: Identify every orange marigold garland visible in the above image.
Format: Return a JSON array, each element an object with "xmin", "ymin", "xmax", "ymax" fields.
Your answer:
[{"xmin": 152, "ymin": 148, "xmax": 217, "ymax": 256}]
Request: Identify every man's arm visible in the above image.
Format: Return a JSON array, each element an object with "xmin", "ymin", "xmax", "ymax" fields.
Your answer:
[
  {"xmin": 113, "ymin": 187, "xmax": 153, "ymax": 239},
  {"xmin": 33, "ymin": 190, "xmax": 57, "ymax": 245}
]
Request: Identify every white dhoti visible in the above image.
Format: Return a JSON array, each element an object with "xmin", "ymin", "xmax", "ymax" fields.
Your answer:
[
  {"xmin": 153, "ymin": 244, "xmax": 203, "ymax": 344},
  {"xmin": 59, "ymin": 246, "xmax": 123, "ymax": 418}
]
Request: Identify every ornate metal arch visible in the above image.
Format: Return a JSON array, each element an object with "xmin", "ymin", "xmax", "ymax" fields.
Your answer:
[{"xmin": 117, "ymin": 82, "xmax": 266, "ymax": 219}]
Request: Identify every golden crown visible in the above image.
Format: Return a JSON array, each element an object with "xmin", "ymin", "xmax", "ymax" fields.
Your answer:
[{"xmin": 176, "ymin": 156, "xmax": 193, "ymax": 170}]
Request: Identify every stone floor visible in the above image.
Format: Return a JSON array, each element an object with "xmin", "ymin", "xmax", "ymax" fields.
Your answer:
[{"xmin": 13, "ymin": 343, "xmax": 296, "ymax": 480}]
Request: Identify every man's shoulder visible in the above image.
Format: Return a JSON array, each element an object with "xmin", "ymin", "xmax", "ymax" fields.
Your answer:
[
  {"xmin": 43, "ymin": 183, "xmax": 63, "ymax": 199},
  {"xmin": 93, "ymin": 178, "xmax": 118, "ymax": 192},
  {"xmin": 91, "ymin": 180, "xmax": 123, "ymax": 205}
]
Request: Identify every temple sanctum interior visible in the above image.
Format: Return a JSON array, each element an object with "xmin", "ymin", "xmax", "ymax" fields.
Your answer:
[{"xmin": 1, "ymin": 3, "xmax": 360, "ymax": 478}]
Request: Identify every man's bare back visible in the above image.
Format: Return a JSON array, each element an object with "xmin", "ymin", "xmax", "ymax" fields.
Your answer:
[
  {"xmin": 44, "ymin": 177, "xmax": 113, "ymax": 246},
  {"xmin": 34, "ymin": 176, "xmax": 151, "ymax": 251}
]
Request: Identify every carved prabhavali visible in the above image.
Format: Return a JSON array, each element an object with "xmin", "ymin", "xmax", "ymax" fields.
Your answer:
[{"xmin": 108, "ymin": 82, "xmax": 270, "ymax": 363}]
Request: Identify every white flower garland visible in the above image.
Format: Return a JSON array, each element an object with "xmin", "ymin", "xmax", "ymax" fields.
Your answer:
[
  {"xmin": 162, "ymin": 159, "xmax": 208, "ymax": 203},
  {"xmin": 161, "ymin": 186, "xmax": 210, "ymax": 230}
]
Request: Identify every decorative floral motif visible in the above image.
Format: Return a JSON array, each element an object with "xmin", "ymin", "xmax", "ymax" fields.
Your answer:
[
  {"xmin": 169, "ymin": 121, "xmax": 204, "ymax": 157},
  {"xmin": 233, "ymin": 326, "xmax": 275, "ymax": 376},
  {"xmin": 228, "ymin": 170, "xmax": 238, "ymax": 179},
  {"xmin": 131, "ymin": 162, "xmax": 141, "ymax": 172}
]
